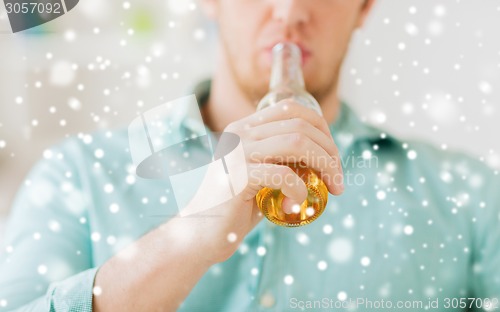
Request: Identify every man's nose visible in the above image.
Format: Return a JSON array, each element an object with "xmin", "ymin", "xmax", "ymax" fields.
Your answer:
[{"xmin": 271, "ymin": 0, "xmax": 310, "ymax": 27}]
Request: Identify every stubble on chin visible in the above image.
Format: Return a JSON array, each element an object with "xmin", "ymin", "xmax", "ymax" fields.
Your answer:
[
  {"xmin": 233, "ymin": 61, "xmax": 270, "ymax": 105},
  {"xmin": 222, "ymin": 40, "xmax": 340, "ymax": 107},
  {"xmin": 220, "ymin": 39, "xmax": 269, "ymax": 105}
]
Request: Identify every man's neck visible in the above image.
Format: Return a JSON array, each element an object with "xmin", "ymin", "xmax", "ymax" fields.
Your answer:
[
  {"xmin": 203, "ymin": 62, "xmax": 256, "ymax": 133},
  {"xmin": 203, "ymin": 53, "xmax": 341, "ymax": 132},
  {"xmin": 318, "ymin": 88, "xmax": 341, "ymax": 126}
]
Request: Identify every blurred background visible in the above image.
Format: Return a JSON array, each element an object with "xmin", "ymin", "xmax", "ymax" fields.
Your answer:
[{"xmin": 1, "ymin": 0, "xmax": 499, "ymax": 243}]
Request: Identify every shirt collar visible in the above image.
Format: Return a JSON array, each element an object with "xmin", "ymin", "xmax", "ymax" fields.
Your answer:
[{"xmin": 329, "ymin": 101, "xmax": 395, "ymax": 150}]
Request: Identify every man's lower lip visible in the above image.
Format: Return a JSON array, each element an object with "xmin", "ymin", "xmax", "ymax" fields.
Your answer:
[
  {"xmin": 262, "ymin": 50, "xmax": 311, "ymax": 66},
  {"xmin": 301, "ymin": 53, "xmax": 311, "ymax": 65}
]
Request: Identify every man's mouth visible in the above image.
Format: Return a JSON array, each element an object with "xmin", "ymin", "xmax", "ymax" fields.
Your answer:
[{"xmin": 262, "ymin": 41, "xmax": 312, "ymax": 66}]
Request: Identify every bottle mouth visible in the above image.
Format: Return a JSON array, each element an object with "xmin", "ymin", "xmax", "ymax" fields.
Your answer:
[{"xmin": 272, "ymin": 42, "xmax": 302, "ymax": 61}]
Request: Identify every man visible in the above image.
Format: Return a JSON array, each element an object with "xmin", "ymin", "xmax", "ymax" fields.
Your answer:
[{"xmin": 1, "ymin": 0, "xmax": 499, "ymax": 311}]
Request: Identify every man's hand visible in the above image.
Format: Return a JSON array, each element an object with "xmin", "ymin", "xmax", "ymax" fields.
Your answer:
[{"xmin": 185, "ymin": 100, "xmax": 344, "ymax": 264}]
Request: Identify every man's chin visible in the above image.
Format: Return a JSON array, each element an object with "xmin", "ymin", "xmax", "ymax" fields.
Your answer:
[{"xmin": 234, "ymin": 77, "xmax": 268, "ymax": 103}]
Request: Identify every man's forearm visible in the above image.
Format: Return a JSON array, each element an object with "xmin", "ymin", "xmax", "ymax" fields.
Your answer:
[{"xmin": 92, "ymin": 216, "xmax": 214, "ymax": 312}]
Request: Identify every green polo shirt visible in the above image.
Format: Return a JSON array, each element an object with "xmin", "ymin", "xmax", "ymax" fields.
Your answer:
[{"xmin": 1, "ymin": 81, "xmax": 499, "ymax": 311}]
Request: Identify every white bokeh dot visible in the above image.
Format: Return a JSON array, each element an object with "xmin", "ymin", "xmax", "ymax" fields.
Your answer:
[
  {"xmin": 91, "ymin": 232, "xmax": 101, "ymax": 242},
  {"xmin": 305, "ymin": 207, "xmax": 315, "ymax": 217},
  {"xmin": 434, "ymin": 4, "xmax": 446, "ymax": 17},
  {"xmin": 227, "ymin": 232, "xmax": 237, "ymax": 243},
  {"xmin": 64, "ymin": 29, "xmax": 76, "ymax": 42},
  {"xmin": 43, "ymin": 149, "xmax": 53, "ymax": 159},
  {"xmin": 193, "ymin": 28, "xmax": 206, "ymax": 41},
  {"xmin": 167, "ymin": 0, "xmax": 191, "ymax": 14},
  {"xmin": 48, "ymin": 220, "xmax": 61, "ymax": 232},
  {"xmin": 296, "ymin": 232, "xmax": 310, "ymax": 245},
  {"xmin": 343, "ymin": 215, "xmax": 355, "ymax": 229},
  {"xmin": 317, "ymin": 261, "xmax": 328, "ymax": 271},
  {"xmin": 109, "ymin": 203, "xmax": 119, "ymax": 214},
  {"xmin": 337, "ymin": 291, "xmax": 348, "ymax": 301},
  {"xmin": 104, "ymin": 184, "xmax": 114, "ymax": 193},
  {"xmin": 328, "ymin": 238, "xmax": 353, "ymax": 263},
  {"xmin": 405, "ymin": 23, "xmax": 419, "ymax": 36},
  {"xmin": 362, "ymin": 150, "xmax": 372, "ymax": 160},
  {"xmin": 376, "ymin": 190, "xmax": 386, "ymax": 200},
  {"xmin": 479, "ymin": 81, "xmax": 493, "ymax": 95},
  {"xmin": 106, "ymin": 236, "xmax": 116, "ymax": 245},
  {"xmin": 404, "ymin": 225, "xmax": 414, "ymax": 235},
  {"xmin": 323, "ymin": 224, "xmax": 333, "ymax": 234},
  {"xmin": 126, "ymin": 175, "xmax": 136, "ymax": 185},
  {"xmin": 361, "ymin": 256, "xmax": 371, "ymax": 267},
  {"xmin": 93, "ymin": 286, "xmax": 103, "ymax": 296},
  {"xmin": 257, "ymin": 246, "xmax": 267, "ymax": 256},
  {"xmin": 94, "ymin": 149, "xmax": 104, "ymax": 159},
  {"xmin": 407, "ymin": 150, "xmax": 417, "ymax": 160},
  {"xmin": 38, "ymin": 265, "xmax": 48, "ymax": 275},
  {"xmin": 49, "ymin": 60, "xmax": 75, "ymax": 86}
]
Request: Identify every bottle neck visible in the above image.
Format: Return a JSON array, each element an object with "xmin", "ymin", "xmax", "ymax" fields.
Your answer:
[{"xmin": 269, "ymin": 43, "xmax": 305, "ymax": 91}]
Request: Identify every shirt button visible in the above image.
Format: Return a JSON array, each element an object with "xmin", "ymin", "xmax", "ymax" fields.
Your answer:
[{"xmin": 259, "ymin": 292, "xmax": 276, "ymax": 308}]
